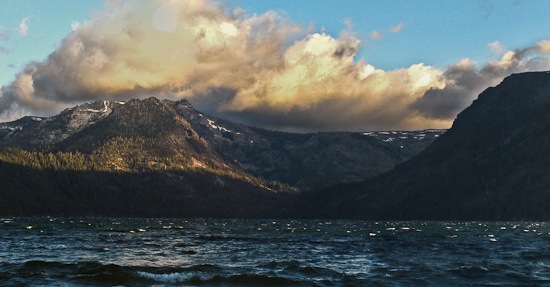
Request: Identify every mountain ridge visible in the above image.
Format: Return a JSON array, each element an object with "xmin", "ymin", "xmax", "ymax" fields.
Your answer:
[
  {"xmin": 0, "ymin": 96, "xmax": 442, "ymax": 217},
  {"xmin": 0, "ymin": 97, "xmax": 443, "ymax": 189},
  {"xmin": 314, "ymin": 71, "xmax": 550, "ymax": 220}
]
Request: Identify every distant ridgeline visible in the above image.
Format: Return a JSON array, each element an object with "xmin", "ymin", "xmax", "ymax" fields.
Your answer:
[{"xmin": 2, "ymin": 72, "xmax": 550, "ymax": 219}]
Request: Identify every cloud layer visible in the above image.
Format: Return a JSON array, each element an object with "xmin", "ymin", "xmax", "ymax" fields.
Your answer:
[{"xmin": 1, "ymin": 0, "xmax": 550, "ymax": 131}]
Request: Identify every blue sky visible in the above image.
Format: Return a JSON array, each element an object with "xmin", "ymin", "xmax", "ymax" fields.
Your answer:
[
  {"xmin": 227, "ymin": 0, "xmax": 550, "ymax": 68},
  {"xmin": 0, "ymin": 1, "xmax": 101, "ymax": 85},
  {"xmin": 0, "ymin": 0, "xmax": 549, "ymax": 131}
]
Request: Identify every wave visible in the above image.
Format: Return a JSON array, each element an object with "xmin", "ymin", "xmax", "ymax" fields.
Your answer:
[
  {"xmin": 136, "ymin": 271, "xmax": 300, "ymax": 286},
  {"xmin": 136, "ymin": 271, "xmax": 198, "ymax": 283},
  {"xmin": 261, "ymin": 260, "xmax": 340, "ymax": 277},
  {"xmin": 194, "ymin": 234, "xmax": 298, "ymax": 244},
  {"xmin": 13, "ymin": 260, "xmax": 140, "ymax": 285},
  {"xmin": 2, "ymin": 260, "xmax": 306, "ymax": 287},
  {"xmin": 195, "ymin": 234, "xmax": 276, "ymax": 242}
]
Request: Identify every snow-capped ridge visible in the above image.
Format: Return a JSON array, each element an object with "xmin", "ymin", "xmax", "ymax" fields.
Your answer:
[{"xmin": 81, "ymin": 101, "xmax": 109, "ymax": 113}]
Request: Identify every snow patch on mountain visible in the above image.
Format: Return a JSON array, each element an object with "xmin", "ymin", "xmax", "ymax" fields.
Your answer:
[
  {"xmin": 207, "ymin": 118, "xmax": 233, "ymax": 133},
  {"xmin": 0, "ymin": 125, "xmax": 22, "ymax": 132},
  {"xmin": 363, "ymin": 129, "xmax": 446, "ymax": 145},
  {"xmin": 39, "ymin": 100, "xmax": 126, "ymax": 144}
]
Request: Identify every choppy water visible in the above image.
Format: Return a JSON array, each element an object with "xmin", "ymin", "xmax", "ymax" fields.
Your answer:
[{"xmin": 1, "ymin": 218, "xmax": 550, "ymax": 286}]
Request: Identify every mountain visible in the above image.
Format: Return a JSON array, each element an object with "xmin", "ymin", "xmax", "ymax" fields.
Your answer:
[
  {"xmin": 162, "ymin": 101, "xmax": 443, "ymax": 189},
  {"xmin": 0, "ymin": 99, "xmax": 442, "ymax": 189},
  {"xmin": 0, "ymin": 98, "xmax": 292, "ymax": 217},
  {"xmin": 0, "ymin": 97, "xmax": 441, "ymax": 217},
  {"xmin": 316, "ymin": 71, "xmax": 550, "ymax": 220}
]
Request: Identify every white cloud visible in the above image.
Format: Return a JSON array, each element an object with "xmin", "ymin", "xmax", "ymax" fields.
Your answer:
[
  {"xmin": 369, "ymin": 23, "xmax": 404, "ymax": 41},
  {"xmin": 152, "ymin": 0, "xmax": 184, "ymax": 32},
  {"xmin": 71, "ymin": 21, "xmax": 81, "ymax": 32},
  {"xmin": 488, "ymin": 41, "xmax": 505, "ymax": 55},
  {"xmin": 343, "ymin": 18, "xmax": 353, "ymax": 30},
  {"xmin": 537, "ymin": 40, "xmax": 550, "ymax": 53},
  {"xmin": 18, "ymin": 17, "xmax": 30, "ymax": 37},
  {"xmin": 370, "ymin": 30, "xmax": 383, "ymax": 40},
  {"xmin": 389, "ymin": 23, "xmax": 404, "ymax": 33}
]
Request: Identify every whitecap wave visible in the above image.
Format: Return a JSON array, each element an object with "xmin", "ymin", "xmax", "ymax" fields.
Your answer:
[{"xmin": 136, "ymin": 271, "xmax": 205, "ymax": 283}]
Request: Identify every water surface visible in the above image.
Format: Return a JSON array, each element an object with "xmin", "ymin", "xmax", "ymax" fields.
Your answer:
[{"xmin": 1, "ymin": 218, "xmax": 549, "ymax": 286}]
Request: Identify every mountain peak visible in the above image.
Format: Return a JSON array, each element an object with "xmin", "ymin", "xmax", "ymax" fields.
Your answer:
[
  {"xmin": 504, "ymin": 70, "xmax": 550, "ymax": 82},
  {"xmin": 477, "ymin": 71, "xmax": 550, "ymax": 103},
  {"xmin": 451, "ymin": 71, "xmax": 550, "ymax": 133}
]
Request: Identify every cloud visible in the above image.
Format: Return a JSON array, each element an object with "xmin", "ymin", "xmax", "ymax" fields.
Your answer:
[
  {"xmin": 488, "ymin": 41, "xmax": 504, "ymax": 55},
  {"xmin": 389, "ymin": 23, "xmax": 404, "ymax": 33},
  {"xmin": 0, "ymin": 0, "xmax": 305, "ymax": 118},
  {"xmin": 152, "ymin": 0, "xmax": 184, "ymax": 32},
  {"xmin": 369, "ymin": 30, "xmax": 383, "ymax": 40},
  {"xmin": 18, "ymin": 17, "xmax": 30, "ymax": 37},
  {"xmin": 0, "ymin": 47, "xmax": 8, "ymax": 54},
  {"xmin": 537, "ymin": 40, "xmax": 550, "ymax": 53},
  {"xmin": 370, "ymin": 23, "xmax": 403, "ymax": 42},
  {"xmin": 0, "ymin": 0, "xmax": 549, "ymax": 132},
  {"xmin": 343, "ymin": 18, "xmax": 353, "ymax": 30},
  {"xmin": 71, "ymin": 21, "xmax": 81, "ymax": 31},
  {"xmin": 411, "ymin": 42, "xmax": 550, "ymax": 120}
]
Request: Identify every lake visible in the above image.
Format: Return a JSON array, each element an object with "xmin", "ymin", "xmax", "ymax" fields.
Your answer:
[{"xmin": 1, "ymin": 218, "xmax": 549, "ymax": 286}]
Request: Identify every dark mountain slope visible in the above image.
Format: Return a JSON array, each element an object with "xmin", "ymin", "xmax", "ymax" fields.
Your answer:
[
  {"xmin": 173, "ymin": 100, "xmax": 443, "ymax": 189},
  {"xmin": 0, "ymin": 160, "xmax": 290, "ymax": 218},
  {"xmin": 322, "ymin": 71, "xmax": 550, "ymax": 220}
]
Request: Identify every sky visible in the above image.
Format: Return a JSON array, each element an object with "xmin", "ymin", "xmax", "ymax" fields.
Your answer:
[{"xmin": 0, "ymin": 0, "xmax": 549, "ymax": 131}]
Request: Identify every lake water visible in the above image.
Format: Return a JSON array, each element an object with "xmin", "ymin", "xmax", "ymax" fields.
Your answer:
[{"xmin": 1, "ymin": 218, "xmax": 549, "ymax": 286}]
